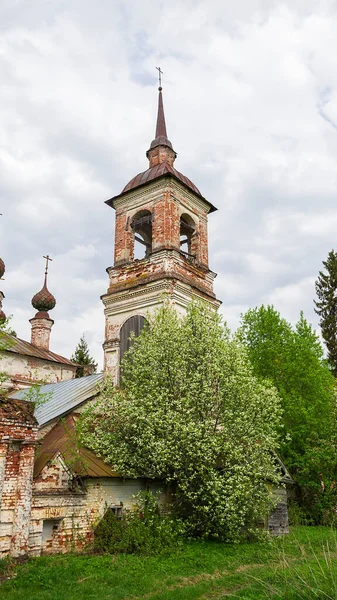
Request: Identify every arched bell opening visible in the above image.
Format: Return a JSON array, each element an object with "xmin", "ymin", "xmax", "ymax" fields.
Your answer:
[
  {"xmin": 131, "ymin": 210, "xmax": 153, "ymax": 260},
  {"xmin": 180, "ymin": 213, "xmax": 196, "ymax": 257}
]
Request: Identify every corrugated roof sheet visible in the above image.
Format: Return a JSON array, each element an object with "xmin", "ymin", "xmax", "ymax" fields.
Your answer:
[
  {"xmin": 2, "ymin": 332, "xmax": 77, "ymax": 367},
  {"xmin": 106, "ymin": 162, "xmax": 217, "ymax": 213},
  {"xmin": 10, "ymin": 373, "xmax": 104, "ymax": 426},
  {"xmin": 34, "ymin": 414, "xmax": 117, "ymax": 478}
]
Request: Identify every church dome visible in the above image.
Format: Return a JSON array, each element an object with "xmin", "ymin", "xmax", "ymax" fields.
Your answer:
[
  {"xmin": 0, "ymin": 257, "xmax": 5, "ymax": 280},
  {"xmin": 32, "ymin": 281, "xmax": 56, "ymax": 313}
]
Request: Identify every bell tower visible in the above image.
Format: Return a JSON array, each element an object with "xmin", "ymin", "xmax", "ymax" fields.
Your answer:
[{"xmin": 102, "ymin": 82, "xmax": 220, "ymax": 380}]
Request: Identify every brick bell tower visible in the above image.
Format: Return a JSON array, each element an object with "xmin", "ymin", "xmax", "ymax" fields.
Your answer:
[{"xmin": 102, "ymin": 81, "xmax": 220, "ymax": 380}]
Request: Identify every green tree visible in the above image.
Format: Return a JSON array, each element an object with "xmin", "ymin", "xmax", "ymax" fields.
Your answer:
[
  {"xmin": 237, "ymin": 305, "xmax": 337, "ymax": 522},
  {"xmin": 79, "ymin": 302, "xmax": 282, "ymax": 541},
  {"xmin": 315, "ymin": 249, "xmax": 337, "ymax": 376},
  {"xmin": 71, "ymin": 334, "xmax": 97, "ymax": 378}
]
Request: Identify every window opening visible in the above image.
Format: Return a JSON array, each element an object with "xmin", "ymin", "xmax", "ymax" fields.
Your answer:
[
  {"xmin": 131, "ymin": 210, "xmax": 153, "ymax": 260},
  {"xmin": 42, "ymin": 519, "xmax": 61, "ymax": 551},
  {"xmin": 11, "ymin": 441, "xmax": 22, "ymax": 452},
  {"xmin": 180, "ymin": 214, "xmax": 196, "ymax": 258},
  {"xmin": 108, "ymin": 504, "xmax": 123, "ymax": 520},
  {"xmin": 120, "ymin": 315, "xmax": 147, "ymax": 381}
]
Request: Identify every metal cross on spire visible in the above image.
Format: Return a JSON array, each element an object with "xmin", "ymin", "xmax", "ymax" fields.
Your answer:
[
  {"xmin": 43, "ymin": 254, "xmax": 53, "ymax": 276},
  {"xmin": 156, "ymin": 66, "xmax": 163, "ymax": 89}
]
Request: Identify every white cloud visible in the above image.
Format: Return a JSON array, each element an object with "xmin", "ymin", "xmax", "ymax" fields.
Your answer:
[{"xmin": 1, "ymin": 0, "xmax": 337, "ymax": 365}]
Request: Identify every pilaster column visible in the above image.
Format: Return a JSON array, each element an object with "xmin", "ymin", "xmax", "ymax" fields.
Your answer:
[
  {"xmin": 11, "ymin": 442, "xmax": 36, "ymax": 557},
  {"xmin": 0, "ymin": 442, "xmax": 8, "ymax": 509}
]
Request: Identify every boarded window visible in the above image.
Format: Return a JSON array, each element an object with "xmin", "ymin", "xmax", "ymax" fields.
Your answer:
[{"xmin": 120, "ymin": 315, "xmax": 146, "ymax": 369}]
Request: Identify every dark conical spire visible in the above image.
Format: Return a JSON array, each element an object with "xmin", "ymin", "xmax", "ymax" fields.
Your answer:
[
  {"xmin": 155, "ymin": 87, "xmax": 168, "ymax": 139},
  {"xmin": 147, "ymin": 85, "xmax": 177, "ymax": 165}
]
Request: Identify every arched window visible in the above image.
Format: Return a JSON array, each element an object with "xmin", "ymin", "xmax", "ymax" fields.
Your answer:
[
  {"xmin": 120, "ymin": 315, "xmax": 147, "ymax": 370},
  {"xmin": 131, "ymin": 210, "xmax": 153, "ymax": 260},
  {"xmin": 180, "ymin": 213, "xmax": 196, "ymax": 257}
]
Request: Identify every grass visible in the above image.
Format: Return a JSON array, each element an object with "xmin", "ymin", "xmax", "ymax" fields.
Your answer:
[{"xmin": 0, "ymin": 527, "xmax": 336, "ymax": 599}]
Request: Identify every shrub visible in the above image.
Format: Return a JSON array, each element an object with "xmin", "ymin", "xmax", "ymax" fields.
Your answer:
[{"xmin": 94, "ymin": 491, "xmax": 183, "ymax": 555}]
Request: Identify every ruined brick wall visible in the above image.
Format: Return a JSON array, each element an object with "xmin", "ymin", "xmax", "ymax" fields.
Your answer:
[{"xmin": 0, "ymin": 399, "xmax": 38, "ymax": 557}]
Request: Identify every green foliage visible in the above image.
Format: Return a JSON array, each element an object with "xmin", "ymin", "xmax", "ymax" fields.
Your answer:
[
  {"xmin": 79, "ymin": 301, "xmax": 282, "ymax": 541},
  {"xmin": 21, "ymin": 379, "xmax": 53, "ymax": 409},
  {"xmin": 237, "ymin": 305, "xmax": 337, "ymax": 523},
  {"xmin": 94, "ymin": 491, "xmax": 182, "ymax": 555},
  {"xmin": 315, "ymin": 249, "xmax": 337, "ymax": 376},
  {"xmin": 71, "ymin": 334, "xmax": 97, "ymax": 378}
]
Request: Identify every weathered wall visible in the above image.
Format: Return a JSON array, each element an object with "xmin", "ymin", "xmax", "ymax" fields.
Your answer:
[
  {"xmin": 29, "ymin": 456, "xmax": 163, "ymax": 555},
  {"xmin": 1, "ymin": 351, "xmax": 76, "ymax": 390},
  {"xmin": 267, "ymin": 486, "xmax": 289, "ymax": 536},
  {"xmin": 0, "ymin": 399, "xmax": 38, "ymax": 557},
  {"xmin": 103, "ymin": 177, "xmax": 219, "ymax": 382},
  {"xmin": 113, "ymin": 179, "xmax": 211, "ymax": 268}
]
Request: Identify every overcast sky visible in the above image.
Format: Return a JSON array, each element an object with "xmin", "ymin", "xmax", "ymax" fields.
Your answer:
[{"xmin": 1, "ymin": 0, "xmax": 337, "ymax": 366}]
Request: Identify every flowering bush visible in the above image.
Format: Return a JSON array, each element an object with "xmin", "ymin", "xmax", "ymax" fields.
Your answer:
[{"xmin": 79, "ymin": 301, "xmax": 282, "ymax": 541}]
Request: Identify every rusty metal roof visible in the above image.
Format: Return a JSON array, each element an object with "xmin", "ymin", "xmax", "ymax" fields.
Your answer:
[
  {"xmin": 2, "ymin": 332, "xmax": 77, "ymax": 367},
  {"xmin": 106, "ymin": 162, "xmax": 217, "ymax": 213},
  {"xmin": 34, "ymin": 413, "xmax": 117, "ymax": 478},
  {"xmin": 0, "ymin": 397, "xmax": 38, "ymax": 425},
  {"xmin": 11, "ymin": 372, "xmax": 104, "ymax": 426}
]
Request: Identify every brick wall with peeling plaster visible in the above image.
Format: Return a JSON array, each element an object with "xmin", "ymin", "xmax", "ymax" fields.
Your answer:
[
  {"xmin": 0, "ymin": 399, "xmax": 38, "ymax": 557},
  {"xmin": 28, "ymin": 458, "xmax": 156, "ymax": 555},
  {"xmin": 1, "ymin": 351, "xmax": 76, "ymax": 391},
  {"xmin": 0, "ymin": 402, "xmax": 166, "ymax": 557}
]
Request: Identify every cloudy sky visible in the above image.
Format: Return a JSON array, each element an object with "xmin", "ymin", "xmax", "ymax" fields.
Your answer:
[{"xmin": 1, "ymin": 0, "xmax": 337, "ymax": 366}]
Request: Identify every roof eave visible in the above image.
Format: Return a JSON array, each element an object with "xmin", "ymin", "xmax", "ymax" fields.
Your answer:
[{"xmin": 105, "ymin": 172, "xmax": 217, "ymax": 213}]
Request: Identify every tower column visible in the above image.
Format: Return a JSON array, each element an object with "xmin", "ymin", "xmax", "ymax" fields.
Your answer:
[
  {"xmin": 102, "ymin": 80, "xmax": 219, "ymax": 383},
  {"xmin": 30, "ymin": 256, "xmax": 56, "ymax": 351},
  {"xmin": 29, "ymin": 313, "xmax": 54, "ymax": 351}
]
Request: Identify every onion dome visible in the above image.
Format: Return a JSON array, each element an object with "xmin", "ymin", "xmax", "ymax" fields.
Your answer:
[
  {"xmin": 0, "ymin": 257, "xmax": 5, "ymax": 279},
  {"xmin": 31, "ymin": 275, "xmax": 56, "ymax": 313}
]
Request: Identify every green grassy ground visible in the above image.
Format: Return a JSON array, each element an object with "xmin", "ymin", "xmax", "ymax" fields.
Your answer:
[{"xmin": 1, "ymin": 527, "xmax": 336, "ymax": 599}]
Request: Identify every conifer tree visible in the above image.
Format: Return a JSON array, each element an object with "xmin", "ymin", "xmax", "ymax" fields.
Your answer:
[
  {"xmin": 71, "ymin": 334, "xmax": 97, "ymax": 378},
  {"xmin": 314, "ymin": 249, "xmax": 337, "ymax": 377}
]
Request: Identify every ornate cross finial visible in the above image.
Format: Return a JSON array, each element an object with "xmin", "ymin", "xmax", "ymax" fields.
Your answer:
[
  {"xmin": 43, "ymin": 254, "xmax": 53, "ymax": 276},
  {"xmin": 156, "ymin": 66, "xmax": 163, "ymax": 89}
]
